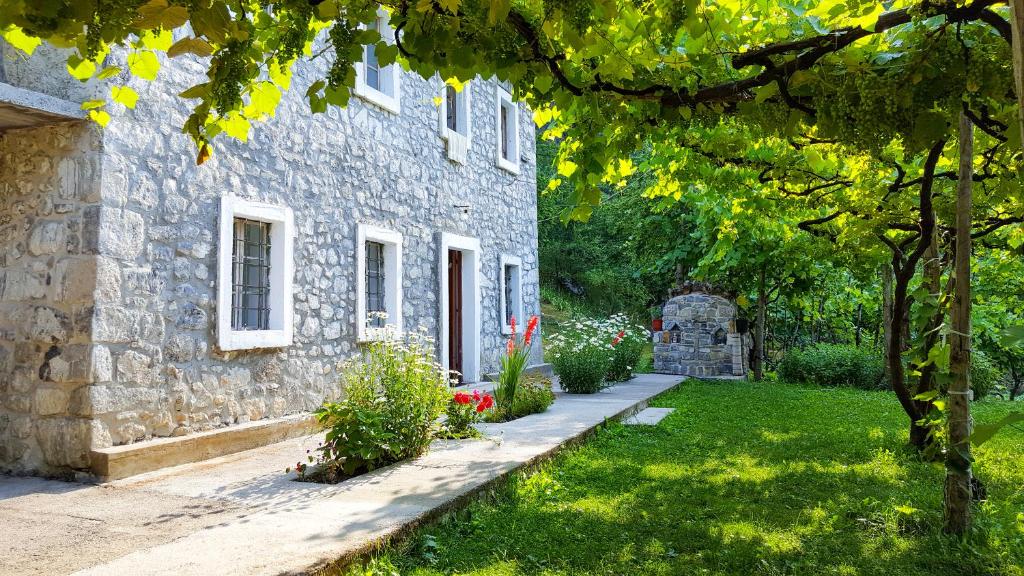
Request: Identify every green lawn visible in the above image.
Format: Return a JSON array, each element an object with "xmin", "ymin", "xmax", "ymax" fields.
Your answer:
[{"xmin": 350, "ymin": 381, "xmax": 1024, "ymax": 576}]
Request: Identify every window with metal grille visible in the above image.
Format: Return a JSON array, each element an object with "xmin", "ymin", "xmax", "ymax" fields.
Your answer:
[
  {"xmin": 365, "ymin": 241, "xmax": 386, "ymax": 327},
  {"xmin": 231, "ymin": 218, "xmax": 272, "ymax": 331},
  {"xmin": 504, "ymin": 264, "xmax": 515, "ymax": 325}
]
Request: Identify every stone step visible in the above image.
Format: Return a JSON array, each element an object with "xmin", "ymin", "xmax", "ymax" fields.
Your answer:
[{"xmin": 622, "ymin": 407, "xmax": 675, "ymax": 426}]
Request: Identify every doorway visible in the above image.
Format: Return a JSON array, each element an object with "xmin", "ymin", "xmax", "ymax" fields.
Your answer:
[
  {"xmin": 447, "ymin": 249, "xmax": 463, "ymax": 381},
  {"xmin": 438, "ymin": 233, "xmax": 480, "ymax": 383}
]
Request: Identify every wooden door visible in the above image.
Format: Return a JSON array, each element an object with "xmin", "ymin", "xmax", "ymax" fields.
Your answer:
[{"xmin": 448, "ymin": 249, "xmax": 463, "ymax": 383}]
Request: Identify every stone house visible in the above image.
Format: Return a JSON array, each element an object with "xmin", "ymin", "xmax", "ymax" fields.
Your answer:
[{"xmin": 0, "ymin": 21, "xmax": 541, "ymax": 478}]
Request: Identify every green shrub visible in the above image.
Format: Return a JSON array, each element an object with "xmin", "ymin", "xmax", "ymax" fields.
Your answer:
[
  {"xmin": 778, "ymin": 344, "xmax": 886, "ymax": 390},
  {"xmin": 607, "ymin": 328, "xmax": 648, "ymax": 382},
  {"xmin": 509, "ymin": 375, "xmax": 556, "ymax": 417},
  {"xmin": 552, "ymin": 344, "xmax": 610, "ymax": 393},
  {"xmin": 312, "ymin": 331, "xmax": 449, "ymax": 480},
  {"xmin": 969, "ymin": 351, "xmax": 1002, "ymax": 401}
]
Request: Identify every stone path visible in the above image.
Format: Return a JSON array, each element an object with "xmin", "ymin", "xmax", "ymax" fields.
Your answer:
[{"xmin": 0, "ymin": 373, "xmax": 684, "ymax": 576}]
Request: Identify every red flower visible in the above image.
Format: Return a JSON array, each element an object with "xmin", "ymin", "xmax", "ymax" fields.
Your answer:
[
  {"xmin": 477, "ymin": 394, "xmax": 494, "ymax": 412},
  {"xmin": 524, "ymin": 315, "xmax": 539, "ymax": 346},
  {"xmin": 454, "ymin": 391, "xmax": 472, "ymax": 405},
  {"xmin": 472, "ymin": 389, "xmax": 482, "ymax": 402},
  {"xmin": 506, "ymin": 337, "xmax": 515, "ymax": 356},
  {"xmin": 510, "ymin": 315, "xmax": 517, "ymax": 337},
  {"xmin": 611, "ymin": 330, "xmax": 625, "ymax": 346}
]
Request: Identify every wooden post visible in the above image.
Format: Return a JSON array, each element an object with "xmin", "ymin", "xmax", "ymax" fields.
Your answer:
[
  {"xmin": 1013, "ymin": 0, "xmax": 1024, "ymax": 151},
  {"xmin": 944, "ymin": 111, "xmax": 974, "ymax": 535}
]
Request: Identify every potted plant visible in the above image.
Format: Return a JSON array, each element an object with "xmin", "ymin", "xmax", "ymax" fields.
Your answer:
[{"xmin": 650, "ymin": 306, "xmax": 663, "ymax": 331}]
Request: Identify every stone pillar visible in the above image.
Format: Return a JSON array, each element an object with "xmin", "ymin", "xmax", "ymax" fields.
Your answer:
[{"xmin": 0, "ymin": 122, "xmax": 105, "ymax": 476}]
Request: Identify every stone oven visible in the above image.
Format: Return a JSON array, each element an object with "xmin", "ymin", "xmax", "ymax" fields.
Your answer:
[{"xmin": 653, "ymin": 285, "xmax": 749, "ymax": 377}]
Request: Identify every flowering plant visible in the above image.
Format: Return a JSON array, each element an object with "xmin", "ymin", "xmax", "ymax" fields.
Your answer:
[
  {"xmin": 495, "ymin": 315, "xmax": 539, "ymax": 415},
  {"xmin": 443, "ymin": 389, "xmax": 494, "ymax": 438},
  {"xmin": 311, "ymin": 328, "xmax": 449, "ymax": 480},
  {"xmin": 546, "ymin": 313, "xmax": 648, "ymax": 391}
]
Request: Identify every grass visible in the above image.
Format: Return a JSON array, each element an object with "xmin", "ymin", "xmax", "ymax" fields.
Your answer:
[{"xmin": 346, "ymin": 381, "xmax": 1024, "ymax": 576}]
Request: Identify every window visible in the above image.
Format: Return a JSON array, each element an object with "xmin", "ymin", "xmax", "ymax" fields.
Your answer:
[
  {"xmin": 495, "ymin": 83, "xmax": 520, "ymax": 174},
  {"xmin": 499, "ymin": 255, "xmax": 523, "ymax": 335},
  {"xmin": 354, "ymin": 11, "xmax": 401, "ymax": 113},
  {"xmin": 217, "ymin": 196, "xmax": 294, "ymax": 351},
  {"xmin": 231, "ymin": 218, "xmax": 272, "ymax": 331},
  {"xmin": 356, "ymin": 224, "xmax": 403, "ymax": 341},
  {"xmin": 439, "ymin": 80, "xmax": 472, "ymax": 164},
  {"xmin": 365, "ymin": 241, "xmax": 386, "ymax": 328}
]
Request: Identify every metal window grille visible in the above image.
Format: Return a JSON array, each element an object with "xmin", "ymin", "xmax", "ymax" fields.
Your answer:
[
  {"xmin": 504, "ymin": 265, "xmax": 515, "ymax": 325},
  {"xmin": 231, "ymin": 218, "xmax": 272, "ymax": 331},
  {"xmin": 500, "ymin": 103, "xmax": 510, "ymax": 160},
  {"xmin": 446, "ymin": 85, "xmax": 458, "ymax": 132},
  {"xmin": 366, "ymin": 241, "xmax": 386, "ymax": 327},
  {"xmin": 365, "ymin": 19, "xmax": 381, "ymax": 91}
]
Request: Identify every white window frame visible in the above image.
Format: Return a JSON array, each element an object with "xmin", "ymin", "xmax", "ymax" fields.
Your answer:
[
  {"xmin": 495, "ymin": 83, "xmax": 520, "ymax": 174},
  {"xmin": 217, "ymin": 196, "xmax": 295, "ymax": 351},
  {"xmin": 438, "ymin": 232, "xmax": 482, "ymax": 383},
  {"xmin": 354, "ymin": 10, "xmax": 401, "ymax": 114},
  {"xmin": 356, "ymin": 224, "xmax": 404, "ymax": 342},
  {"xmin": 438, "ymin": 81, "xmax": 472, "ymax": 144},
  {"xmin": 499, "ymin": 255, "xmax": 523, "ymax": 335}
]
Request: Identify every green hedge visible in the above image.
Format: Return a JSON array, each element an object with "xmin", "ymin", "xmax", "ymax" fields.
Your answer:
[
  {"xmin": 779, "ymin": 344, "xmax": 1003, "ymax": 400},
  {"xmin": 778, "ymin": 344, "xmax": 886, "ymax": 390}
]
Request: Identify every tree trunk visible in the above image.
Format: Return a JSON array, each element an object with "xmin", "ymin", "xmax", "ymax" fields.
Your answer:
[
  {"xmin": 944, "ymin": 111, "xmax": 974, "ymax": 536},
  {"xmin": 885, "ymin": 139, "xmax": 946, "ymax": 449},
  {"xmin": 1011, "ymin": 0, "xmax": 1024, "ymax": 152},
  {"xmin": 855, "ymin": 303, "xmax": 863, "ymax": 347},
  {"xmin": 753, "ymin": 266, "xmax": 767, "ymax": 381},
  {"xmin": 913, "ymin": 222, "xmax": 944, "ymax": 423}
]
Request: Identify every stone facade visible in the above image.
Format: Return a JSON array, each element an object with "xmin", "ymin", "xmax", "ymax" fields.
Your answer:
[
  {"xmin": 0, "ymin": 42, "xmax": 540, "ymax": 476},
  {"xmin": 653, "ymin": 293, "xmax": 749, "ymax": 377}
]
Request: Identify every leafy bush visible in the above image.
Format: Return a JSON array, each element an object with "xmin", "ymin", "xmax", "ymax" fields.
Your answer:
[
  {"xmin": 552, "ymin": 345, "xmax": 610, "ymax": 393},
  {"xmin": 969, "ymin": 351, "xmax": 1002, "ymax": 401},
  {"xmin": 778, "ymin": 344, "xmax": 886, "ymax": 390},
  {"xmin": 495, "ymin": 375, "xmax": 556, "ymax": 420},
  {"xmin": 441, "ymin": 390, "xmax": 494, "ymax": 438},
  {"xmin": 607, "ymin": 320, "xmax": 650, "ymax": 382},
  {"xmin": 312, "ymin": 330, "xmax": 450, "ymax": 480}
]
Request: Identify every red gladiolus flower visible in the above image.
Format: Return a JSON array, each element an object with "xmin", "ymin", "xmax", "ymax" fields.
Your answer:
[
  {"xmin": 611, "ymin": 330, "xmax": 625, "ymax": 346},
  {"xmin": 506, "ymin": 337, "xmax": 515, "ymax": 356},
  {"xmin": 454, "ymin": 391, "xmax": 472, "ymax": 405},
  {"xmin": 510, "ymin": 315, "xmax": 517, "ymax": 336},
  {"xmin": 524, "ymin": 315, "xmax": 539, "ymax": 346}
]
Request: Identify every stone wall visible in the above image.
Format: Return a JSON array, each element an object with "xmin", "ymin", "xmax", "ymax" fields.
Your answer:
[
  {"xmin": 653, "ymin": 293, "xmax": 748, "ymax": 377},
  {"xmin": 80, "ymin": 50, "xmax": 540, "ymax": 450},
  {"xmin": 0, "ymin": 122, "xmax": 106, "ymax": 475}
]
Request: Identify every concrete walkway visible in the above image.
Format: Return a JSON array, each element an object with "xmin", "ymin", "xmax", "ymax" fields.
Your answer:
[{"xmin": 0, "ymin": 374, "xmax": 684, "ymax": 576}]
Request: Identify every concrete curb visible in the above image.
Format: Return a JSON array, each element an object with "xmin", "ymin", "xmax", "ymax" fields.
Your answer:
[{"xmin": 306, "ymin": 376, "xmax": 687, "ymax": 575}]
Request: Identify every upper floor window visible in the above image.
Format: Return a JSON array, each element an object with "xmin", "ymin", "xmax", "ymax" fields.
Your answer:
[
  {"xmin": 439, "ymin": 81, "xmax": 472, "ymax": 164},
  {"xmin": 217, "ymin": 197, "xmax": 294, "ymax": 351},
  {"xmin": 357, "ymin": 224, "xmax": 404, "ymax": 341},
  {"xmin": 495, "ymin": 83, "xmax": 520, "ymax": 174},
  {"xmin": 354, "ymin": 11, "xmax": 401, "ymax": 114}
]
